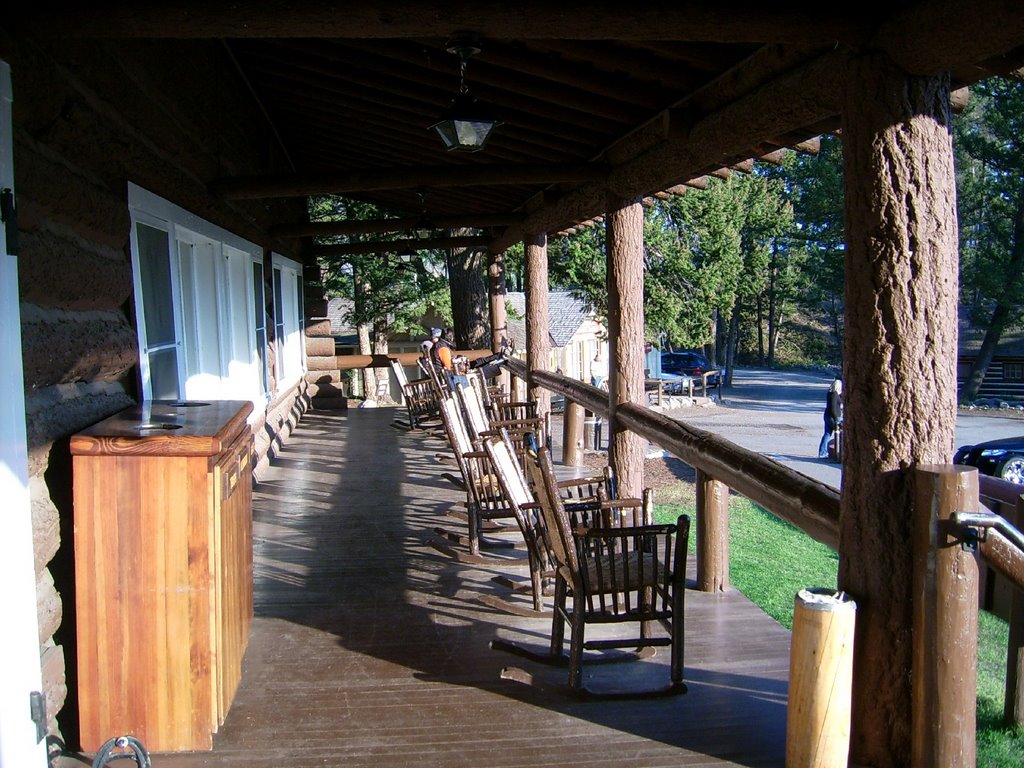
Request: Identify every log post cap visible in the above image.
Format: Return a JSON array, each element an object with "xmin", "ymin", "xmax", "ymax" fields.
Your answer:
[{"xmin": 915, "ymin": 464, "xmax": 979, "ymax": 478}]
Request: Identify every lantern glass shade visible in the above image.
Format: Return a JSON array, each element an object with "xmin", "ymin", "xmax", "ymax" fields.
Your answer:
[{"xmin": 430, "ymin": 93, "xmax": 500, "ymax": 152}]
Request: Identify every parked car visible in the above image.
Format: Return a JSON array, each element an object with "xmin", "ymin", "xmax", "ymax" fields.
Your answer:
[
  {"xmin": 661, "ymin": 351, "xmax": 721, "ymax": 386},
  {"xmin": 953, "ymin": 436, "xmax": 1024, "ymax": 484}
]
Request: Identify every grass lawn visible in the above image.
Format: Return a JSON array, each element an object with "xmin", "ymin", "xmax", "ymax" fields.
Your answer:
[{"xmin": 655, "ymin": 496, "xmax": 1023, "ymax": 767}]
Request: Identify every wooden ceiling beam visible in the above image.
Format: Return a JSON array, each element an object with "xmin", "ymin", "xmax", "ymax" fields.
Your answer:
[
  {"xmin": 312, "ymin": 235, "xmax": 491, "ymax": 257},
  {"xmin": 522, "ymin": 40, "xmax": 705, "ymax": 92},
  {"xmin": 249, "ymin": 39, "xmax": 625, "ymax": 137},
  {"xmin": 415, "ymin": 38, "xmax": 672, "ymax": 111},
  {"xmin": 12, "ymin": 3, "xmax": 869, "ymax": 45},
  {"xmin": 271, "ymin": 214, "xmax": 522, "ymax": 239},
  {"xmin": 492, "ymin": 49, "xmax": 847, "ymax": 252},
  {"xmin": 211, "ymin": 163, "xmax": 609, "ymax": 200},
  {"xmin": 252, "ymin": 77, "xmax": 576, "ymax": 165},
  {"xmin": 339, "ymin": 39, "xmax": 646, "ymax": 126}
]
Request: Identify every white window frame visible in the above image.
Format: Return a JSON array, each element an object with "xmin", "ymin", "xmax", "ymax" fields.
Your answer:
[
  {"xmin": 128, "ymin": 183, "xmax": 268, "ymax": 407},
  {"xmin": 0, "ymin": 57, "xmax": 49, "ymax": 768},
  {"xmin": 270, "ymin": 253, "xmax": 305, "ymax": 393}
]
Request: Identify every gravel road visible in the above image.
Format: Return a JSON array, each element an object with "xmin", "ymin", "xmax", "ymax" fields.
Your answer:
[{"xmin": 662, "ymin": 368, "xmax": 1024, "ymax": 490}]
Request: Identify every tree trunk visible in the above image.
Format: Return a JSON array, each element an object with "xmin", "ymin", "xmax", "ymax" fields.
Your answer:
[
  {"xmin": 756, "ymin": 292, "xmax": 766, "ymax": 366},
  {"xmin": 963, "ymin": 302, "xmax": 1011, "ymax": 401},
  {"xmin": 488, "ymin": 249, "xmax": 509, "ymax": 353},
  {"xmin": 724, "ymin": 299, "xmax": 741, "ymax": 386},
  {"xmin": 525, "ymin": 234, "xmax": 551, "ymax": 424},
  {"xmin": 962, "ymin": 193, "xmax": 1024, "ymax": 401},
  {"xmin": 606, "ymin": 197, "xmax": 645, "ymax": 499},
  {"xmin": 372, "ymin": 323, "xmax": 392, "ymax": 403},
  {"xmin": 353, "ymin": 268, "xmax": 377, "ymax": 399},
  {"xmin": 840, "ymin": 52, "xmax": 959, "ymax": 767},
  {"xmin": 447, "ymin": 228, "xmax": 490, "ymax": 349},
  {"xmin": 767, "ymin": 244, "xmax": 778, "ymax": 367}
]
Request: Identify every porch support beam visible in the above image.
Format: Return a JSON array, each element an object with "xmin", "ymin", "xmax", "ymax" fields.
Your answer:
[
  {"xmin": 491, "ymin": 50, "xmax": 847, "ymax": 253},
  {"xmin": 310, "ymin": 235, "xmax": 490, "ymax": 257},
  {"xmin": 838, "ymin": 51, "xmax": 960, "ymax": 765},
  {"xmin": 211, "ymin": 163, "xmax": 608, "ymax": 200},
  {"xmin": 605, "ymin": 197, "xmax": 646, "ymax": 499},
  {"xmin": 488, "ymin": 250, "xmax": 509, "ymax": 354},
  {"xmin": 270, "ymin": 213, "xmax": 522, "ymax": 239},
  {"xmin": 524, "ymin": 234, "xmax": 551, "ymax": 423},
  {"xmin": 12, "ymin": 4, "xmax": 869, "ymax": 44}
]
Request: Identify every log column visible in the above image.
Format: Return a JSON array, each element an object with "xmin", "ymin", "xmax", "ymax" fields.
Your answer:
[
  {"xmin": 606, "ymin": 197, "xmax": 645, "ymax": 499},
  {"xmin": 839, "ymin": 52, "xmax": 959, "ymax": 767},
  {"xmin": 524, "ymin": 233, "xmax": 551, "ymax": 423},
  {"xmin": 488, "ymin": 248, "xmax": 508, "ymax": 353}
]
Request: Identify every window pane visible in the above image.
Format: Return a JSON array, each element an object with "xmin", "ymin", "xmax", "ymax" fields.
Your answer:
[
  {"xmin": 136, "ymin": 222, "xmax": 176, "ymax": 346},
  {"xmin": 252, "ymin": 261, "xmax": 267, "ymax": 396},
  {"xmin": 148, "ymin": 348, "xmax": 180, "ymax": 400},
  {"xmin": 252, "ymin": 261, "xmax": 265, "ymax": 331},
  {"xmin": 273, "ymin": 268, "xmax": 285, "ymax": 379}
]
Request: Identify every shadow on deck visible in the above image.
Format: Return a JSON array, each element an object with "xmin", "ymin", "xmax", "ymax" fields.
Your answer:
[{"xmin": 148, "ymin": 408, "xmax": 792, "ymax": 767}]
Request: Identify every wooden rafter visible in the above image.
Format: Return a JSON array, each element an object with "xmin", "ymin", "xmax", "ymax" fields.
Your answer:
[
  {"xmin": 311, "ymin": 235, "xmax": 491, "ymax": 257},
  {"xmin": 270, "ymin": 213, "xmax": 521, "ymax": 239},
  {"xmin": 211, "ymin": 163, "xmax": 609, "ymax": 200}
]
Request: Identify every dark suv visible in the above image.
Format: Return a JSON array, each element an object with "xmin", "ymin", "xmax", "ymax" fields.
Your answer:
[{"xmin": 661, "ymin": 351, "xmax": 720, "ymax": 385}]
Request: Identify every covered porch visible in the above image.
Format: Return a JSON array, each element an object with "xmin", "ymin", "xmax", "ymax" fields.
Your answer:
[{"xmin": 144, "ymin": 407, "xmax": 791, "ymax": 767}]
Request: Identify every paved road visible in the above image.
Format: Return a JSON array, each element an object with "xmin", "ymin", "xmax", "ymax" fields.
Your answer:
[{"xmin": 658, "ymin": 368, "xmax": 1024, "ymax": 490}]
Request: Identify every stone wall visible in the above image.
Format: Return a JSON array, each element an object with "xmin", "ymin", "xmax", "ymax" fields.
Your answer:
[{"xmin": 0, "ymin": 33, "xmax": 311, "ymax": 741}]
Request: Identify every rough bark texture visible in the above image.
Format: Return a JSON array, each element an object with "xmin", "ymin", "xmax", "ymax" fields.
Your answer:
[
  {"xmin": 606, "ymin": 199, "xmax": 646, "ymax": 499},
  {"xmin": 447, "ymin": 234, "xmax": 490, "ymax": 350},
  {"xmin": 488, "ymin": 249, "xmax": 509, "ymax": 353},
  {"xmin": 524, "ymin": 234, "xmax": 551, "ymax": 423},
  {"xmin": 839, "ymin": 52, "xmax": 959, "ymax": 767}
]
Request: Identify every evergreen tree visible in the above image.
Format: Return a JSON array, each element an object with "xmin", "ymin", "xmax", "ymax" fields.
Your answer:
[{"xmin": 955, "ymin": 76, "xmax": 1024, "ymax": 401}]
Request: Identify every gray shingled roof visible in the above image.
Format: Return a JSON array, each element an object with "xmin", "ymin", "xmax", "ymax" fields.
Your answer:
[
  {"xmin": 327, "ymin": 297, "xmax": 356, "ymax": 336},
  {"xmin": 505, "ymin": 291, "xmax": 593, "ymax": 350}
]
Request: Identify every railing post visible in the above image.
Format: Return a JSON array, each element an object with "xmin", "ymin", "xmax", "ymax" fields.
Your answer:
[
  {"xmin": 562, "ymin": 401, "xmax": 583, "ymax": 466},
  {"xmin": 1007, "ymin": 494, "xmax": 1024, "ymax": 727},
  {"xmin": 696, "ymin": 469, "xmax": 729, "ymax": 592},
  {"xmin": 912, "ymin": 465, "xmax": 978, "ymax": 768}
]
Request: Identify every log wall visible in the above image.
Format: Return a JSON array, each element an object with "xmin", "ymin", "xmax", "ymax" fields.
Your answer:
[{"xmin": 0, "ymin": 33, "xmax": 309, "ymax": 741}]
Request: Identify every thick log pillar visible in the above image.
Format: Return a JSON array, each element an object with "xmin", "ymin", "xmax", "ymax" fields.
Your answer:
[
  {"xmin": 606, "ymin": 197, "xmax": 645, "ymax": 498},
  {"xmin": 839, "ymin": 52, "xmax": 959, "ymax": 767},
  {"xmin": 696, "ymin": 470, "xmax": 729, "ymax": 592},
  {"xmin": 488, "ymin": 248, "xmax": 508, "ymax": 353},
  {"xmin": 524, "ymin": 234, "xmax": 551, "ymax": 422}
]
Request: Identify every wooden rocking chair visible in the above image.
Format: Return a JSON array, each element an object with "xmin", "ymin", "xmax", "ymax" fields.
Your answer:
[
  {"xmin": 503, "ymin": 445, "xmax": 690, "ymax": 699},
  {"xmin": 431, "ymin": 394, "xmax": 521, "ymax": 563}
]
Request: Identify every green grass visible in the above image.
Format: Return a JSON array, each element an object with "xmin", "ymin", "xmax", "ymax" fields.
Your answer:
[{"xmin": 655, "ymin": 497, "xmax": 1023, "ymax": 766}]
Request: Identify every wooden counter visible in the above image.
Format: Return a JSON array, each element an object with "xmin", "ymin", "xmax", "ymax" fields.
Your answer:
[{"xmin": 72, "ymin": 400, "xmax": 254, "ymax": 752}]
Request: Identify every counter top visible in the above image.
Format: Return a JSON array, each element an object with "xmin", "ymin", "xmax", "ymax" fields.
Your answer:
[{"xmin": 70, "ymin": 400, "xmax": 254, "ymax": 457}]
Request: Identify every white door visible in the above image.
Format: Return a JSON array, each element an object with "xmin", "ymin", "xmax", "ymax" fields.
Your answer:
[{"xmin": 0, "ymin": 60, "xmax": 48, "ymax": 768}]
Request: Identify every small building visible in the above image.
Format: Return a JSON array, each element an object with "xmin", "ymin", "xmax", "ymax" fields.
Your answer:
[
  {"xmin": 506, "ymin": 291, "xmax": 606, "ymax": 382},
  {"xmin": 957, "ymin": 317, "xmax": 1024, "ymax": 402}
]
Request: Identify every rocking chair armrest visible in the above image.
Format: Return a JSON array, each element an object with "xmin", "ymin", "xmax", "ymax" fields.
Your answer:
[
  {"xmin": 556, "ymin": 475, "xmax": 605, "ymax": 489},
  {"xmin": 572, "ymin": 523, "xmax": 677, "ymax": 538},
  {"xmin": 462, "ymin": 450, "xmax": 489, "ymax": 460},
  {"xmin": 488, "ymin": 418, "xmax": 543, "ymax": 430},
  {"xmin": 598, "ymin": 498, "xmax": 643, "ymax": 509}
]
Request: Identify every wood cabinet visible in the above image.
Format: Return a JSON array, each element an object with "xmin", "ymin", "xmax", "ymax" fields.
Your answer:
[{"xmin": 71, "ymin": 400, "xmax": 254, "ymax": 752}]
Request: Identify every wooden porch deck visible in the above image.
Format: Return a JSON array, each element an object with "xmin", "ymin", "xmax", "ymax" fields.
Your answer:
[{"xmin": 146, "ymin": 408, "xmax": 792, "ymax": 767}]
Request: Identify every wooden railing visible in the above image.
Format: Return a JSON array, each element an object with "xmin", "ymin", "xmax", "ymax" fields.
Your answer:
[
  {"xmin": 331, "ymin": 351, "xmax": 1023, "ymax": 747},
  {"xmin": 976, "ymin": 476, "xmax": 1024, "ymax": 728},
  {"xmin": 506, "ymin": 358, "xmax": 1024, "ymax": 757}
]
